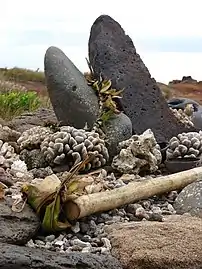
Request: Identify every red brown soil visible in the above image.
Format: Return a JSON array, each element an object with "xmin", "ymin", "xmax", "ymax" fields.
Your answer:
[
  {"xmin": 19, "ymin": 81, "xmax": 48, "ymax": 96},
  {"xmin": 158, "ymin": 82, "xmax": 202, "ymax": 104}
]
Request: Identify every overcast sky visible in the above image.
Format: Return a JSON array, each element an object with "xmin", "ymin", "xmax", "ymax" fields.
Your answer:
[{"xmin": 1, "ymin": 0, "xmax": 202, "ymax": 83}]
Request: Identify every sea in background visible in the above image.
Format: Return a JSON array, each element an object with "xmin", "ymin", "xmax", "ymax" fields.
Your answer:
[{"xmin": 0, "ymin": 44, "xmax": 201, "ymax": 85}]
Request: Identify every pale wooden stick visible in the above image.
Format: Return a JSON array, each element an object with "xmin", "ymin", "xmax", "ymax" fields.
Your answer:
[{"xmin": 64, "ymin": 166, "xmax": 202, "ymax": 220}]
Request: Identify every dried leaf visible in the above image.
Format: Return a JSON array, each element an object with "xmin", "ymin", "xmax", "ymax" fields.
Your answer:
[
  {"xmin": 42, "ymin": 194, "xmax": 71, "ymax": 232},
  {"xmin": 17, "ymin": 155, "xmax": 94, "ymax": 233},
  {"xmin": 100, "ymin": 80, "xmax": 112, "ymax": 93},
  {"xmin": 21, "ymin": 174, "xmax": 61, "ymax": 215},
  {"xmin": 92, "ymin": 81, "xmax": 100, "ymax": 92},
  {"xmin": 104, "ymin": 95, "xmax": 118, "ymax": 111}
]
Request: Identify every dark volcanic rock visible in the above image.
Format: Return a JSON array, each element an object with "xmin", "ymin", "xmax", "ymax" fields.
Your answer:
[
  {"xmin": 44, "ymin": 46, "xmax": 99, "ymax": 129},
  {"xmin": 0, "ymin": 242, "xmax": 122, "ymax": 269},
  {"xmin": 0, "ymin": 168, "xmax": 13, "ymax": 187},
  {"xmin": 0, "ymin": 197, "xmax": 40, "ymax": 245},
  {"xmin": 174, "ymin": 180, "xmax": 202, "ymax": 218},
  {"xmin": 104, "ymin": 112, "xmax": 132, "ymax": 158},
  {"xmin": 20, "ymin": 149, "xmax": 48, "ymax": 170},
  {"xmin": 88, "ymin": 15, "xmax": 198, "ymax": 143},
  {"xmin": 7, "ymin": 108, "xmax": 58, "ymax": 133}
]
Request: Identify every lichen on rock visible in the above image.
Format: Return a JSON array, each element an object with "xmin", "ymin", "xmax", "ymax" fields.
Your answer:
[
  {"xmin": 40, "ymin": 125, "xmax": 109, "ymax": 171},
  {"xmin": 166, "ymin": 131, "xmax": 202, "ymax": 159},
  {"xmin": 112, "ymin": 129, "xmax": 162, "ymax": 174}
]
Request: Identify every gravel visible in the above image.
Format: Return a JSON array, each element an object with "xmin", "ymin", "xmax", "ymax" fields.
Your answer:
[{"xmin": 5, "ymin": 167, "xmax": 178, "ymax": 255}]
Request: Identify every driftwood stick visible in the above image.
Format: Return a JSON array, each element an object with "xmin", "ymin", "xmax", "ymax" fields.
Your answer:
[{"xmin": 65, "ymin": 167, "xmax": 202, "ymax": 220}]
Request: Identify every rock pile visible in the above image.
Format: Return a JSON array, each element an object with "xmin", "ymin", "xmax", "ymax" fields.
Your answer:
[
  {"xmin": 1, "ymin": 14, "xmax": 202, "ymax": 269},
  {"xmin": 41, "ymin": 125, "xmax": 109, "ymax": 170}
]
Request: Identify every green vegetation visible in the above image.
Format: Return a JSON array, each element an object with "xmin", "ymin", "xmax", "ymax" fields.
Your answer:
[
  {"xmin": 0, "ymin": 91, "xmax": 42, "ymax": 120},
  {"xmin": 0, "ymin": 67, "xmax": 45, "ymax": 83},
  {"xmin": 0, "ymin": 67, "xmax": 50, "ymax": 120}
]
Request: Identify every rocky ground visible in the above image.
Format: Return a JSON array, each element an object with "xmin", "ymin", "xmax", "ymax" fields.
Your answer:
[
  {"xmin": 1, "ymin": 14, "xmax": 202, "ymax": 269},
  {"xmin": 0, "ymin": 108, "xmax": 202, "ymax": 269}
]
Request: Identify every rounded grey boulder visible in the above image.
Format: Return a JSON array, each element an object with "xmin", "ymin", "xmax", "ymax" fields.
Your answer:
[
  {"xmin": 173, "ymin": 180, "xmax": 202, "ymax": 218},
  {"xmin": 104, "ymin": 112, "xmax": 132, "ymax": 159},
  {"xmin": 44, "ymin": 46, "xmax": 99, "ymax": 129},
  {"xmin": 0, "ymin": 197, "xmax": 40, "ymax": 245}
]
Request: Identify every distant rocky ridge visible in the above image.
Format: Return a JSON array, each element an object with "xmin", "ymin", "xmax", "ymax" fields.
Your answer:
[{"xmin": 169, "ymin": 76, "xmax": 202, "ymax": 85}]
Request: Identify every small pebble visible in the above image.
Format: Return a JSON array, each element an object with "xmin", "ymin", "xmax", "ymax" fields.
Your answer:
[
  {"xmin": 26, "ymin": 239, "xmax": 35, "ymax": 248},
  {"xmin": 135, "ymin": 206, "xmax": 148, "ymax": 219},
  {"xmin": 44, "ymin": 242, "xmax": 52, "ymax": 249},
  {"xmin": 71, "ymin": 238, "xmax": 91, "ymax": 248},
  {"xmin": 71, "ymin": 221, "xmax": 80, "ymax": 233},
  {"xmin": 34, "ymin": 240, "xmax": 45, "ymax": 246},
  {"xmin": 82, "ymin": 235, "xmax": 92, "ymax": 242},
  {"xmin": 70, "ymin": 245, "xmax": 83, "ymax": 251},
  {"xmin": 66, "ymin": 247, "xmax": 73, "ymax": 253},
  {"xmin": 167, "ymin": 203, "xmax": 176, "ymax": 213},
  {"xmin": 101, "ymin": 247, "xmax": 110, "ymax": 255},
  {"xmin": 81, "ymin": 246, "xmax": 92, "ymax": 253},
  {"xmin": 54, "ymin": 240, "xmax": 64, "ymax": 247},
  {"xmin": 151, "ymin": 206, "xmax": 162, "ymax": 215},
  {"xmin": 45, "ymin": 234, "xmax": 55, "ymax": 242},
  {"xmin": 80, "ymin": 222, "xmax": 90, "ymax": 233},
  {"xmin": 126, "ymin": 203, "xmax": 141, "ymax": 214},
  {"xmin": 142, "ymin": 200, "xmax": 151, "ymax": 210},
  {"xmin": 101, "ymin": 237, "xmax": 111, "ymax": 250}
]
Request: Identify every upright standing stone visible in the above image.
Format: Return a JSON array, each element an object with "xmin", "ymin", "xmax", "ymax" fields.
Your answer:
[
  {"xmin": 44, "ymin": 46, "xmax": 99, "ymax": 129},
  {"xmin": 88, "ymin": 15, "xmax": 198, "ymax": 143}
]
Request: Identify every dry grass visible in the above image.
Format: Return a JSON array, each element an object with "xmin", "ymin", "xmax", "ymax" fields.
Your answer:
[{"xmin": 0, "ymin": 67, "xmax": 45, "ymax": 84}]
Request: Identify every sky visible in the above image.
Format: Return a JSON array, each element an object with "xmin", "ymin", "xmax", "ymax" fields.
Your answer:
[{"xmin": 1, "ymin": 0, "xmax": 202, "ymax": 84}]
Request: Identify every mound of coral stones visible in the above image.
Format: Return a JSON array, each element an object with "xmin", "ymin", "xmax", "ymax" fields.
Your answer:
[{"xmin": 0, "ymin": 118, "xmax": 202, "ymax": 268}]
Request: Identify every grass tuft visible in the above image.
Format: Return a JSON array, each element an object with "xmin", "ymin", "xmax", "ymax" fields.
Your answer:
[
  {"xmin": 0, "ymin": 90, "xmax": 42, "ymax": 120},
  {"xmin": 0, "ymin": 67, "xmax": 51, "ymax": 120}
]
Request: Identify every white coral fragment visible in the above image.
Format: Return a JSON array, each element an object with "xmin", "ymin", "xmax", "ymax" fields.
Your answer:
[
  {"xmin": 166, "ymin": 131, "xmax": 202, "ymax": 159},
  {"xmin": 17, "ymin": 126, "xmax": 53, "ymax": 150},
  {"xmin": 0, "ymin": 140, "xmax": 19, "ymax": 168},
  {"xmin": 40, "ymin": 126, "xmax": 109, "ymax": 171},
  {"xmin": 112, "ymin": 129, "xmax": 162, "ymax": 174},
  {"xmin": 170, "ymin": 107, "xmax": 194, "ymax": 127},
  {"xmin": 10, "ymin": 159, "xmax": 32, "ymax": 180}
]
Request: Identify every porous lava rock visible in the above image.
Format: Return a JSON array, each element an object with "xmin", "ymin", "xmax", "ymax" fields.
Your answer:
[{"xmin": 88, "ymin": 15, "xmax": 198, "ymax": 143}]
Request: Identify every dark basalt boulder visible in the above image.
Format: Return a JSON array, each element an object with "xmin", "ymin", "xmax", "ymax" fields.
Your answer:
[
  {"xmin": 0, "ymin": 242, "xmax": 122, "ymax": 269},
  {"xmin": 44, "ymin": 46, "xmax": 99, "ymax": 129},
  {"xmin": 88, "ymin": 15, "xmax": 198, "ymax": 143}
]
